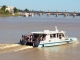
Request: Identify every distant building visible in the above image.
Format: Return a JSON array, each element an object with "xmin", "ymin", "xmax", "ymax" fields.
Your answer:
[
  {"xmin": 0, "ymin": 6, "xmax": 14, "ymax": 13},
  {"xmin": 6, "ymin": 6, "xmax": 14, "ymax": 13}
]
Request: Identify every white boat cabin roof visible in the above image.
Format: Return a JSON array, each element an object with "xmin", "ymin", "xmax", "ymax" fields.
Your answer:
[{"xmin": 31, "ymin": 30, "xmax": 65, "ymax": 34}]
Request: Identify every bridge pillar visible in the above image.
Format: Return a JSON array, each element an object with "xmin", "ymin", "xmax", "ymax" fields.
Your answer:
[
  {"xmin": 47, "ymin": 13, "xmax": 51, "ymax": 17},
  {"xmin": 31, "ymin": 14, "xmax": 34, "ymax": 17},
  {"xmin": 55, "ymin": 13, "xmax": 58, "ymax": 17},
  {"xmin": 31, "ymin": 12, "xmax": 34, "ymax": 15},
  {"xmin": 29, "ymin": 13, "xmax": 34, "ymax": 17},
  {"xmin": 73, "ymin": 13, "xmax": 77, "ymax": 17},
  {"xmin": 38, "ymin": 13, "xmax": 43, "ymax": 16},
  {"xmin": 64, "ymin": 13, "xmax": 68, "ymax": 17},
  {"xmin": 23, "ymin": 13, "xmax": 29, "ymax": 17}
]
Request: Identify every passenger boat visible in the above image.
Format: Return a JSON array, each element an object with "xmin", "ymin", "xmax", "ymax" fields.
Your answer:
[{"xmin": 20, "ymin": 26, "xmax": 78, "ymax": 47}]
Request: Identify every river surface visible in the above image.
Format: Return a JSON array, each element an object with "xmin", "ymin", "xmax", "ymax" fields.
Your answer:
[{"xmin": 0, "ymin": 15, "xmax": 80, "ymax": 60}]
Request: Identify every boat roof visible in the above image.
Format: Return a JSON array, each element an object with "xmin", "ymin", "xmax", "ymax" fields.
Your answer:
[{"xmin": 31, "ymin": 30, "xmax": 65, "ymax": 34}]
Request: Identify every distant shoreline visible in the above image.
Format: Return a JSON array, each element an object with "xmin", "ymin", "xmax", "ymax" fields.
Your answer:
[{"xmin": 0, "ymin": 13, "xmax": 21, "ymax": 17}]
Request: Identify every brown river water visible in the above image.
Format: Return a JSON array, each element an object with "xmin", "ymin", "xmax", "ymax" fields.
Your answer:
[{"xmin": 0, "ymin": 15, "xmax": 80, "ymax": 60}]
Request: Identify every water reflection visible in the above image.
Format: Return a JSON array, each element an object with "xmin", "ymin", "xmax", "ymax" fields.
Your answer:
[{"xmin": 37, "ymin": 43, "xmax": 79, "ymax": 60}]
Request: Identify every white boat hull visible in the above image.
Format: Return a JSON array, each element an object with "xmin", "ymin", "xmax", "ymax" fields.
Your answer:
[
  {"xmin": 38, "ymin": 37, "xmax": 78, "ymax": 47},
  {"xmin": 38, "ymin": 42, "xmax": 64, "ymax": 47}
]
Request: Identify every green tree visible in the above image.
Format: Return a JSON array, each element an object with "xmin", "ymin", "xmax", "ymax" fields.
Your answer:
[
  {"xmin": 13, "ymin": 7, "xmax": 18, "ymax": 13},
  {"xmin": 24, "ymin": 8, "xmax": 30, "ymax": 12},
  {"xmin": 5, "ymin": 10, "xmax": 10, "ymax": 14},
  {"xmin": 1, "ymin": 5, "xmax": 7, "ymax": 12}
]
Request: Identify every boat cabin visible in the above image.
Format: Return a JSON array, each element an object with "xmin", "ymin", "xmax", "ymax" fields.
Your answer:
[{"xmin": 31, "ymin": 30, "xmax": 66, "ymax": 42}]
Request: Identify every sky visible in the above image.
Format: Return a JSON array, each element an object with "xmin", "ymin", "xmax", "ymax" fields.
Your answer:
[{"xmin": 0, "ymin": 0, "xmax": 80, "ymax": 12}]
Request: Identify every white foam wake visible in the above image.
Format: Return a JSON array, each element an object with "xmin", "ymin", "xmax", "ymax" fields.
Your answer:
[
  {"xmin": 0, "ymin": 44, "xmax": 33, "ymax": 54},
  {"xmin": 0, "ymin": 44, "xmax": 20, "ymax": 49}
]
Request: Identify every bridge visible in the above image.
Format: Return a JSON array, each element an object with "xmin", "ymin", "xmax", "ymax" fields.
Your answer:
[{"xmin": 21, "ymin": 11, "xmax": 80, "ymax": 17}]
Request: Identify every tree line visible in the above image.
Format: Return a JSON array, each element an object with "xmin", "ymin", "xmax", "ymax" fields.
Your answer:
[{"xmin": 0, "ymin": 5, "xmax": 30, "ymax": 14}]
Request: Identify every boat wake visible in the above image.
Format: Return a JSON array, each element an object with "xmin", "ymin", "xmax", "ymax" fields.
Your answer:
[{"xmin": 0, "ymin": 44, "xmax": 33, "ymax": 54}]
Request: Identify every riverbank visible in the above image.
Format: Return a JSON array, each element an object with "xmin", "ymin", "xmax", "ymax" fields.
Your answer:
[{"xmin": 0, "ymin": 13, "xmax": 21, "ymax": 17}]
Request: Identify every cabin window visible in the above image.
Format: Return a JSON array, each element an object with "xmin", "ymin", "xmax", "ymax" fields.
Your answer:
[
  {"xmin": 50, "ymin": 34, "xmax": 53, "ymax": 38},
  {"xmin": 53, "ymin": 34, "xmax": 56, "ymax": 38},
  {"xmin": 50, "ymin": 34, "xmax": 56, "ymax": 38},
  {"xmin": 43, "ymin": 34, "xmax": 46, "ymax": 40},
  {"xmin": 33, "ymin": 34, "xmax": 46, "ymax": 41},
  {"xmin": 58, "ymin": 33, "xmax": 65, "ymax": 39},
  {"xmin": 50, "ymin": 33, "xmax": 65, "ymax": 39}
]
